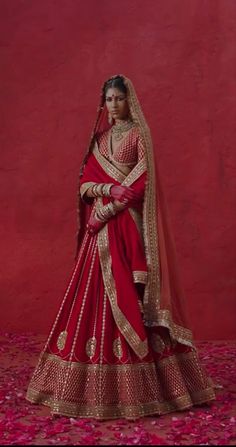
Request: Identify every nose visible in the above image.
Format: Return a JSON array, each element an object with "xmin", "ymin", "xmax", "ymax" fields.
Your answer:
[{"xmin": 111, "ymin": 102, "xmax": 118, "ymax": 109}]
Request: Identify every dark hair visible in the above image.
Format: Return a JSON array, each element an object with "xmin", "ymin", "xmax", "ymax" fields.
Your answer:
[{"xmin": 102, "ymin": 75, "xmax": 127, "ymax": 102}]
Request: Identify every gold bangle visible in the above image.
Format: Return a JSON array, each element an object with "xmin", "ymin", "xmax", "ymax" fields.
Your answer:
[
  {"xmin": 91, "ymin": 184, "xmax": 98, "ymax": 197},
  {"xmin": 91, "ymin": 184, "xmax": 97, "ymax": 197},
  {"xmin": 95, "ymin": 201, "xmax": 118, "ymax": 223},
  {"xmin": 107, "ymin": 202, "xmax": 116, "ymax": 216},
  {"xmin": 95, "ymin": 210, "xmax": 107, "ymax": 222},
  {"xmin": 102, "ymin": 183, "xmax": 114, "ymax": 197},
  {"xmin": 91, "ymin": 183, "xmax": 114, "ymax": 198},
  {"xmin": 102, "ymin": 203, "xmax": 116, "ymax": 219},
  {"xmin": 97, "ymin": 184, "xmax": 104, "ymax": 196}
]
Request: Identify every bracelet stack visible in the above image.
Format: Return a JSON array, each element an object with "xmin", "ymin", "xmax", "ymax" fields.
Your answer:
[
  {"xmin": 95, "ymin": 203, "xmax": 117, "ymax": 222},
  {"xmin": 91, "ymin": 183, "xmax": 114, "ymax": 198}
]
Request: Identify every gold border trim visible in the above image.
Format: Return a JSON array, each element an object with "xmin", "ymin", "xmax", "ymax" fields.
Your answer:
[
  {"xmin": 123, "ymin": 77, "xmax": 195, "ymax": 348},
  {"xmin": 93, "ymin": 139, "xmax": 146, "ymax": 187},
  {"xmin": 122, "ymin": 157, "xmax": 146, "ymax": 187},
  {"xmin": 143, "ymin": 309, "xmax": 193, "ymax": 347},
  {"xmin": 26, "ymin": 350, "xmax": 216, "ymax": 420},
  {"xmin": 133, "ymin": 271, "xmax": 148, "ymax": 284},
  {"xmin": 93, "ymin": 141, "xmax": 126, "ymax": 183},
  {"xmin": 97, "ymin": 224, "xmax": 148, "ymax": 359}
]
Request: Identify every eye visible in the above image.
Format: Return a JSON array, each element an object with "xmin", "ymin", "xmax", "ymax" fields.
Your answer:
[
  {"xmin": 105, "ymin": 97, "xmax": 112, "ymax": 102},
  {"xmin": 118, "ymin": 97, "xmax": 126, "ymax": 101}
]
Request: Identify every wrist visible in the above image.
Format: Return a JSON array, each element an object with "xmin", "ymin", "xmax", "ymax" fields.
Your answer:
[
  {"xmin": 102, "ymin": 183, "xmax": 114, "ymax": 197},
  {"xmin": 96, "ymin": 202, "xmax": 117, "ymax": 222},
  {"xmin": 114, "ymin": 199, "xmax": 127, "ymax": 210},
  {"xmin": 91, "ymin": 183, "xmax": 114, "ymax": 198}
]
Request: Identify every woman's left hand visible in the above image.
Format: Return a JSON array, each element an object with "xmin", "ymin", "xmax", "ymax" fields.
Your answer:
[{"xmin": 86, "ymin": 211, "xmax": 106, "ymax": 235}]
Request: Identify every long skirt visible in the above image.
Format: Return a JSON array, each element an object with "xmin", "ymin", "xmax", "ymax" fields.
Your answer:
[{"xmin": 26, "ymin": 207, "xmax": 215, "ymax": 420}]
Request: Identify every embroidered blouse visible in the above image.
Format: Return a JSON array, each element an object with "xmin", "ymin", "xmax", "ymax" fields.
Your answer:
[{"xmin": 96, "ymin": 126, "xmax": 145, "ymax": 167}]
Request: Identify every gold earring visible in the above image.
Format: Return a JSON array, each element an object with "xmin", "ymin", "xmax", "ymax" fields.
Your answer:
[{"xmin": 108, "ymin": 112, "xmax": 113, "ymax": 125}]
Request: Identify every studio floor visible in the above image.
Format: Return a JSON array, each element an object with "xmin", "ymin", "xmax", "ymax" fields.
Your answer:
[{"xmin": 0, "ymin": 333, "xmax": 235, "ymax": 445}]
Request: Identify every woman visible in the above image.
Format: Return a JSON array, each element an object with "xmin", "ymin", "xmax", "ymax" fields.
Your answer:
[{"xmin": 26, "ymin": 74, "xmax": 216, "ymax": 420}]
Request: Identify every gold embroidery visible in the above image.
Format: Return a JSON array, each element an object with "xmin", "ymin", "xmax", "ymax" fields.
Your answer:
[
  {"xmin": 108, "ymin": 127, "xmax": 138, "ymax": 166},
  {"xmin": 93, "ymin": 140, "xmax": 146, "ymax": 190},
  {"xmin": 123, "ymin": 77, "xmax": 194, "ymax": 348},
  {"xmin": 57, "ymin": 331, "xmax": 68, "ymax": 351},
  {"xmin": 55, "ymin": 237, "xmax": 96, "ymax": 358},
  {"xmin": 41, "ymin": 233, "xmax": 89, "ymax": 356},
  {"xmin": 60, "ymin": 237, "xmax": 98, "ymax": 400},
  {"xmin": 76, "ymin": 76, "xmax": 196, "ymax": 350},
  {"xmin": 97, "ymin": 223, "xmax": 148, "ymax": 359},
  {"xmin": 122, "ymin": 157, "xmax": 146, "ymax": 187},
  {"xmin": 89, "ymin": 274, "xmax": 100, "ymax": 359},
  {"xmin": 113, "ymin": 338, "xmax": 123, "ymax": 359},
  {"xmin": 143, "ymin": 309, "xmax": 193, "ymax": 348},
  {"xmin": 122, "ymin": 78, "xmax": 161, "ymax": 323},
  {"xmin": 133, "ymin": 271, "xmax": 147, "ymax": 284},
  {"xmin": 93, "ymin": 141, "xmax": 126, "ymax": 183},
  {"xmin": 86, "ymin": 337, "xmax": 97, "ymax": 359},
  {"xmin": 26, "ymin": 350, "xmax": 216, "ymax": 420}
]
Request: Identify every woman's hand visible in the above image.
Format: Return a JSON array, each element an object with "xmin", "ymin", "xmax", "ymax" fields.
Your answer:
[
  {"xmin": 86, "ymin": 210, "xmax": 106, "ymax": 235},
  {"xmin": 110, "ymin": 185, "xmax": 139, "ymax": 207}
]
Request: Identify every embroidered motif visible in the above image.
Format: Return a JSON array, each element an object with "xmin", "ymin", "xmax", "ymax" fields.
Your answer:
[
  {"xmin": 86, "ymin": 337, "xmax": 97, "ymax": 359},
  {"xmin": 97, "ymin": 224, "xmax": 148, "ymax": 359},
  {"xmin": 57, "ymin": 330, "xmax": 68, "ymax": 351},
  {"xmin": 113, "ymin": 338, "xmax": 123, "ymax": 359}
]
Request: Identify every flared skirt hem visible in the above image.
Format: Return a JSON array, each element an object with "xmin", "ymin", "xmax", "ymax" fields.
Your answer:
[{"xmin": 26, "ymin": 387, "xmax": 215, "ymax": 420}]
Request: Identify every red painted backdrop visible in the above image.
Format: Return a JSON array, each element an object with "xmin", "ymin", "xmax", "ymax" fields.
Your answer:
[{"xmin": 0, "ymin": 0, "xmax": 235, "ymax": 339}]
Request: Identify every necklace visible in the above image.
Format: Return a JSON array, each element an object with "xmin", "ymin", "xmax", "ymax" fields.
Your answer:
[{"xmin": 111, "ymin": 119, "xmax": 134, "ymax": 141}]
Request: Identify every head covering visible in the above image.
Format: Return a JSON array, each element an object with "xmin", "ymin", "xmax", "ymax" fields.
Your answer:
[{"xmin": 77, "ymin": 74, "xmax": 194, "ymax": 349}]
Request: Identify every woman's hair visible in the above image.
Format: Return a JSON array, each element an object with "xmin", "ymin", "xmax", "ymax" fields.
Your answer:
[{"xmin": 102, "ymin": 75, "xmax": 127, "ymax": 102}]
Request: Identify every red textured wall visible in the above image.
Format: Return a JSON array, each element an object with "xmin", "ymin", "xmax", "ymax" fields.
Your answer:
[{"xmin": 0, "ymin": 0, "xmax": 235, "ymax": 339}]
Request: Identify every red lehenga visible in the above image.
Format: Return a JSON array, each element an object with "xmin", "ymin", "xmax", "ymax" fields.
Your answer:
[{"xmin": 26, "ymin": 75, "xmax": 216, "ymax": 419}]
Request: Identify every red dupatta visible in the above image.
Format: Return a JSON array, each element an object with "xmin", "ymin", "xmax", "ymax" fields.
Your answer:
[
  {"xmin": 78, "ymin": 141, "xmax": 148, "ymax": 359},
  {"xmin": 76, "ymin": 74, "xmax": 194, "ymax": 355}
]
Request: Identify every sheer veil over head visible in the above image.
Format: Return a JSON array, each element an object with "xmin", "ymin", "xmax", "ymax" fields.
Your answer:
[{"xmin": 77, "ymin": 74, "xmax": 194, "ymax": 349}]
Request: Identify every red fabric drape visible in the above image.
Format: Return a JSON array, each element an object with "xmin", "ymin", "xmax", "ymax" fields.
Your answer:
[{"xmin": 79, "ymin": 152, "xmax": 148, "ymax": 348}]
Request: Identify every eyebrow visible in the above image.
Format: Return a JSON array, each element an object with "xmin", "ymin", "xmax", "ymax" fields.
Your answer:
[{"xmin": 105, "ymin": 94, "xmax": 126, "ymax": 99}]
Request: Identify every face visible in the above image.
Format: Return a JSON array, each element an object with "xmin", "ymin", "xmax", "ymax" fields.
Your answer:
[{"xmin": 105, "ymin": 87, "xmax": 130, "ymax": 121}]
